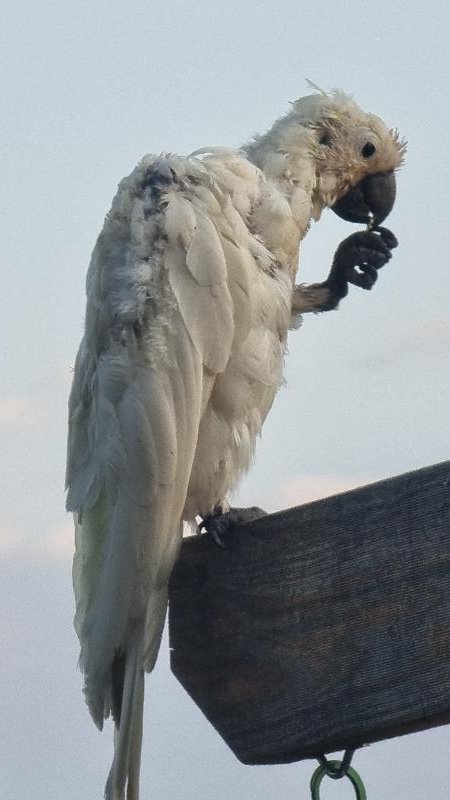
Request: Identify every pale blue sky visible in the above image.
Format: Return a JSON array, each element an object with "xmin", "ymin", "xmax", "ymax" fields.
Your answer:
[{"xmin": 1, "ymin": 1, "xmax": 449, "ymax": 798}]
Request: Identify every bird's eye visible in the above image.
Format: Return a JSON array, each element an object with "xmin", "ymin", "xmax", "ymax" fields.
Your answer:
[
  {"xmin": 319, "ymin": 132, "xmax": 332, "ymax": 146},
  {"xmin": 362, "ymin": 141, "xmax": 376, "ymax": 158}
]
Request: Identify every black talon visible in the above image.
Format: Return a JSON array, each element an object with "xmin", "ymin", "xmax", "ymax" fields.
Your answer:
[
  {"xmin": 201, "ymin": 506, "xmax": 228, "ymax": 549},
  {"xmin": 328, "ymin": 226, "xmax": 398, "ymax": 299},
  {"xmin": 201, "ymin": 506, "xmax": 267, "ymax": 549},
  {"xmin": 373, "ymin": 225, "xmax": 399, "ymax": 249}
]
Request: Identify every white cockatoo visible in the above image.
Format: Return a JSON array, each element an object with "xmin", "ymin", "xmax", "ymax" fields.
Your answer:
[{"xmin": 66, "ymin": 87, "xmax": 405, "ymax": 799}]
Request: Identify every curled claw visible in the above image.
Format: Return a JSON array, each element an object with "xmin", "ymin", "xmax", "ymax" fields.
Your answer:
[
  {"xmin": 350, "ymin": 264, "xmax": 379, "ymax": 290},
  {"xmin": 328, "ymin": 227, "xmax": 398, "ymax": 296},
  {"xmin": 201, "ymin": 506, "xmax": 267, "ymax": 549},
  {"xmin": 372, "ymin": 225, "xmax": 399, "ymax": 249}
]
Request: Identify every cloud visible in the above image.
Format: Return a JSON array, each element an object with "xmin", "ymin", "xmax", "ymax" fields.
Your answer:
[
  {"xmin": 0, "ymin": 526, "xmax": 25, "ymax": 555},
  {"xmin": 36, "ymin": 522, "xmax": 75, "ymax": 559},
  {"xmin": 0, "ymin": 376, "xmax": 71, "ymax": 435},
  {"xmin": 0, "ymin": 521, "xmax": 74, "ymax": 561},
  {"xmin": 269, "ymin": 473, "xmax": 372, "ymax": 511},
  {"xmin": 0, "ymin": 395, "xmax": 35, "ymax": 430}
]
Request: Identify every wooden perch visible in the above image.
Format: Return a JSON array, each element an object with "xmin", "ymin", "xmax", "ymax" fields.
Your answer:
[{"xmin": 168, "ymin": 461, "xmax": 450, "ymax": 764}]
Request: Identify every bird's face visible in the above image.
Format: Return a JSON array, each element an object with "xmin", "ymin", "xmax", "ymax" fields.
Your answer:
[
  {"xmin": 325, "ymin": 123, "xmax": 398, "ymax": 225},
  {"xmin": 303, "ymin": 94, "xmax": 406, "ymax": 225}
]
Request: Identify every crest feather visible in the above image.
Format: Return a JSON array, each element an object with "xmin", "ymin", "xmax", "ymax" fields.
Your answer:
[{"xmin": 304, "ymin": 79, "xmax": 328, "ymax": 97}]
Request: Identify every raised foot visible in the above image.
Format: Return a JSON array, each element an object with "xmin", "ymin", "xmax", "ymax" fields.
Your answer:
[
  {"xmin": 201, "ymin": 506, "xmax": 267, "ymax": 549},
  {"xmin": 328, "ymin": 225, "xmax": 398, "ymax": 297}
]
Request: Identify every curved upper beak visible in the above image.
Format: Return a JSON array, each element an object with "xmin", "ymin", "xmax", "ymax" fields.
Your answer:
[{"xmin": 331, "ymin": 170, "xmax": 396, "ymax": 226}]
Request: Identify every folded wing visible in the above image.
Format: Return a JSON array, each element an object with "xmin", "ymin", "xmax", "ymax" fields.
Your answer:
[{"xmin": 65, "ymin": 155, "xmax": 244, "ymax": 798}]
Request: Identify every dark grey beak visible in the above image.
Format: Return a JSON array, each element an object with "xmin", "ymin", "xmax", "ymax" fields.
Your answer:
[{"xmin": 331, "ymin": 170, "xmax": 396, "ymax": 226}]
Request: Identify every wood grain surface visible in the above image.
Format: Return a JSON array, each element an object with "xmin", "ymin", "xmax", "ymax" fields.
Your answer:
[{"xmin": 169, "ymin": 461, "xmax": 450, "ymax": 764}]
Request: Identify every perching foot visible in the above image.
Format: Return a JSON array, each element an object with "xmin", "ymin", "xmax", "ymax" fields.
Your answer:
[{"xmin": 201, "ymin": 505, "xmax": 267, "ymax": 549}]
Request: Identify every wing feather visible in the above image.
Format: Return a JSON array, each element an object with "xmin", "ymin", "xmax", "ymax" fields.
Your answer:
[
  {"xmin": 66, "ymin": 154, "xmax": 243, "ymax": 722},
  {"xmin": 164, "ymin": 194, "xmax": 234, "ymax": 373}
]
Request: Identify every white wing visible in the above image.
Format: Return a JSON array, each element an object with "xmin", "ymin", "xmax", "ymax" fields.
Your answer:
[{"xmin": 66, "ymin": 155, "xmax": 241, "ymax": 799}]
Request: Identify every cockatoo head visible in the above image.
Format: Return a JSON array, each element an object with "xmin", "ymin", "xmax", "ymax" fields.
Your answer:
[
  {"xmin": 248, "ymin": 87, "xmax": 406, "ymax": 225},
  {"xmin": 298, "ymin": 88, "xmax": 406, "ymax": 224}
]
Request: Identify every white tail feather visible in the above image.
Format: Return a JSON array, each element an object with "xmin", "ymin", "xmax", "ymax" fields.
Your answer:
[
  {"xmin": 104, "ymin": 589, "xmax": 168, "ymax": 800},
  {"xmin": 104, "ymin": 633, "xmax": 144, "ymax": 800}
]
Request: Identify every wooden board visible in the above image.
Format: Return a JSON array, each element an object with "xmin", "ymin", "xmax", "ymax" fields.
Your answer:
[{"xmin": 169, "ymin": 461, "xmax": 450, "ymax": 764}]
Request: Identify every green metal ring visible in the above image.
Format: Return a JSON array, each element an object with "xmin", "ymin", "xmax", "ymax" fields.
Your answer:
[{"xmin": 310, "ymin": 760, "xmax": 367, "ymax": 800}]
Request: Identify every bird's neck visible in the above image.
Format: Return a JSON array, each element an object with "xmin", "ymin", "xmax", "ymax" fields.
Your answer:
[
  {"xmin": 243, "ymin": 136, "xmax": 317, "ymax": 280},
  {"xmin": 244, "ymin": 121, "xmax": 316, "ymax": 188}
]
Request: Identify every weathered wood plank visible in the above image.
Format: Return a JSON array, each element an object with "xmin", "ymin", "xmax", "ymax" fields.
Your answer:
[{"xmin": 168, "ymin": 461, "xmax": 450, "ymax": 764}]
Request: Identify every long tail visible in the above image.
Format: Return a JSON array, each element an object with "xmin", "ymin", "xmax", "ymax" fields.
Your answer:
[
  {"xmin": 104, "ymin": 588, "xmax": 168, "ymax": 800},
  {"xmin": 104, "ymin": 633, "xmax": 144, "ymax": 800}
]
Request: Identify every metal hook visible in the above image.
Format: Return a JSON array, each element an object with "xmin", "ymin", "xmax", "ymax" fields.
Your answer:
[
  {"xmin": 317, "ymin": 748, "xmax": 355, "ymax": 779},
  {"xmin": 310, "ymin": 759, "xmax": 367, "ymax": 800}
]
